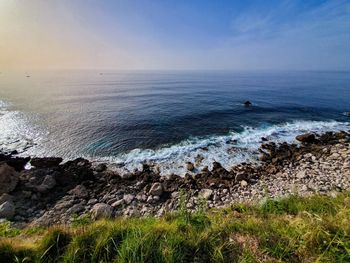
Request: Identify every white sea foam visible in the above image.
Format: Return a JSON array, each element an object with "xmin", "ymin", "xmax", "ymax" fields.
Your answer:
[
  {"xmin": 0, "ymin": 100, "xmax": 43, "ymax": 154},
  {"xmin": 99, "ymin": 120, "xmax": 350, "ymax": 176}
]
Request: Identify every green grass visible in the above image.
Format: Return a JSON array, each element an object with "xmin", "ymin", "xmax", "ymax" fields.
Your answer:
[{"xmin": 1, "ymin": 192, "xmax": 349, "ymax": 262}]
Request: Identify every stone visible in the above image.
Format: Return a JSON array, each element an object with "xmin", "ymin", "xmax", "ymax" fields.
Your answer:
[
  {"xmin": 296, "ymin": 133, "xmax": 316, "ymax": 143},
  {"xmin": 149, "ymin": 182, "xmax": 163, "ymax": 196},
  {"xmin": 111, "ymin": 199, "xmax": 124, "ymax": 207},
  {"xmin": 235, "ymin": 173, "xmax": 247, "ymax": 182},
  {"xmin": 30, "ymin": 157, "xmax": 63, "ymax": 168},
  {"xmin": 240, "ymin": 180, "xmax": 248, "ymax": 187},
  {"xmin": 90, "ymin": 203, "xmax": 112, "ymax": 219},
  {"xmin": 244, "ymin": 101, "xmax": 252, "ymax": 106},
  {"xmin": 186, "ymin": 162, "xmax": 194, "ymax": 171},
  {"xmin": 120, "ymin": 173, "xmax": 134, "ymax": 180},
  {"xmin": 36, "ymin": 175, "xmax": 56, "ymax": 193},
  {"xmin": 296, "ymin": 171, "xmax": 306, "ymax": 179},
  {"xmin": 0, "ymin": 193, "xmax": 14, "ymax": 204},
  {"xmin": 0, "ymin": 164, "xmax": 19, "ymax": 195},
  {"xmin": 199, "ymin": 189, "xmax": 213, "ymax": 200},
  {"xmin": 69, "ymin": 185, "xmax": 89, "ymax": 198},
  {"xmin": 94, "ymin": 163, "xmax": 107, "ymax": 172},
  {"xmin": 123, "ymin": 194, "xmax": 135, "ymax": 205},
  {"xmin": 0, "ymin": 201, "xmax": 15, "ymax": 219}
]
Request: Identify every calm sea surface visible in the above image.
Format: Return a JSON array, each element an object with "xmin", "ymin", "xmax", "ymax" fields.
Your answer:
[{"xmin": 1, "ymin": 70, "xmax": 349, "ymax": 175}]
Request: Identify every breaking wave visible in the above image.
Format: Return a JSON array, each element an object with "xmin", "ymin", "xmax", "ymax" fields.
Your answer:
[{"xmin": 98, "ymin": 120, "xmax": 350, "ymax": 176}]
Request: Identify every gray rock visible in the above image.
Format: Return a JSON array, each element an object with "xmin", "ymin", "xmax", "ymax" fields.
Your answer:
[
  {"xmin": 123, "ymin": 194, "xmax": 135, "ymax": 205},
  {"xmin": 121, "ymin": 172, "xmax": 135, "ymax": 180},
  {"xmin": 187, "ymin": 162, "xmax": 195, "ymax": 171},
  {"xmin": 149, "ymin": 182, "xmax": 163, "ymax": 196},
  {"xmin": 240, "ymin": 180, "xmax": 248, "ymax": 187},
  {"xmin": 90, "ymin": 203, "xmax": 112, "ymax": 219},
  {"xmin": 69, "ymin": 185, "xmax": 89, "ymax": 199},
  {"xmin": 36, "ymin": 175, "xmax": 56, "ymax": 193},
  {"xmin": 0, "ymin": 201, "xmax": 15, "ymax": 219},
  {"xmin": 0, "ymin": 193, "xmax": 14, "ymax": 204},
  {"xmin": 111, "ymin": 199, "xmax": 124, "ymax": 207},
  {"xmin": 199, "ymin": 189, "xmax": 213, "ymax": 200},
  {"xmin": 0, "ymin": 164, "xmax": 19, "ymax": 195},
  {"xmin": 235, "ymin": 172, "xmax": 247, "ymax": 182}
]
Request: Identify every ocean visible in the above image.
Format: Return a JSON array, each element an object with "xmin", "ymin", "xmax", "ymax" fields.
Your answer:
[{"xmin": 1, "ymin": 70, "xmax": 349, "ymax": 175}]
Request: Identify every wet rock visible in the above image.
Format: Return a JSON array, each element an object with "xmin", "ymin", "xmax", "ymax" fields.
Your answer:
[
  {"xmin": 244, "ymin": 101, "xmax": 252, "ymax": 106},
  {"xmin": 296, "ymin": 133, "xmax": 316, "ymax": 143},
  {"xmin": 187, "ymin": 162, "xmax": 195, "ymax": 171},
  {"xmin": 0, "ymin": 164, "xmax": 19, "ymax": 195},
  {"xmin": 0, "ymin": 201, "xmax": 15, "ymax": 219},
  {"xmin": 30, "ymin": 157, "xmax": 63, "ymax": 168},
  {"xmin": 90, "ymin": 203, "xmax": 112, "ymax": 219},
  {"xmin": 149, "ymin": 182, "xmax": 163, "ymax": 196},
  {"xmin": 2, "ymin": 156, "xmax": 30, "ymax": 171}
]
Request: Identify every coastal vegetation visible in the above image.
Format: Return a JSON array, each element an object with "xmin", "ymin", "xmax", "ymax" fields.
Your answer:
[{"xmin": 1, "ymin": 191, "xmax": 349, "ymax": 263}]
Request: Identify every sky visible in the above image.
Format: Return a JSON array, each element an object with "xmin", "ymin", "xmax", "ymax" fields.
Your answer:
[{"xmin": 0, "ymin": 0, "xmax": 349, "ymax": 70}]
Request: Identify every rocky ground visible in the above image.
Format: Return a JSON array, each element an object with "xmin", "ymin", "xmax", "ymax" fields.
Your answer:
[{"xmin": 0, "ymin": 130, "xmax": 349, "ymax": 226}]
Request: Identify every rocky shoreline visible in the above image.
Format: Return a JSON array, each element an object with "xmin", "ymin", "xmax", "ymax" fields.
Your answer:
[{"xmin": 0, "ymin": 130, "xmax": 349, "ymax": 226}]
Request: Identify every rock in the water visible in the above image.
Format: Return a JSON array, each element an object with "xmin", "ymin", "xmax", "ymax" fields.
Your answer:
[
  {"xmin": 296, "ymin": 133, "xmax": 316, "ymax": 143},
  {"xmin": 244, "ymin": 101, "xmax": 252, "ymax": 106},
  {"xmin": 0, "ymin": 201, "xmax": 15, "ymax": 219},
  {"xmin": 0, "ymin": 164, "xmax": 19, "ymax": 195},
  {"xmin": 186, "ymin": 162, "xmax": 195, "ymax": 171},
  {"xmin": 199, "ymin": 189, "xmax": 213, "ymax": 200},
  {"xmin": 36, "ymin": 175, "xmax": 56, "ymax": 193},
  {"xmin": 30, "ymin": 157, "xmax": 63, "ymax": 168},
  {"xmin": 90, "ymin": 203, "xmax": 112, "ymax": 219},
  {"xmin": 149, "ymin": 182, "xmax": 163, "ymax": 196},
  {"xmin": 344, "ymin": 112, "xmax": 350, "ymax": 117}
]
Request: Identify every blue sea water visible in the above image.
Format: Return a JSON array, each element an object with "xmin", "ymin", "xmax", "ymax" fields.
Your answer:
[{"xmin": 0, "ymin": 70, "xmax": 349, "ymax": 175}]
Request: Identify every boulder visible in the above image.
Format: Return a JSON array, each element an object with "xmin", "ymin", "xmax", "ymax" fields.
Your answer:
[
  {"xmin": 94, "ymin": 163, "xmax": 107, "ymax": 172},
  {"xmin": 6, "ymin": 157, "xmax": 30, "ymax": 171},
  {"xmin": 235, "ymin": 172, "xmax": 247, "ymax": 182},
  {"xmin": 186, "ymin": 162, "xmax": 195, "ymax": 171},
  {"xmin": 69, "ymin": 184, "xmax": 89, "ymax": 198},
  {"xmin": 0, "ymin": 164, "xmax": 19, "ymax": 195},
  {"xmin": 199, "ymin": 189, "xmax": 213, "ymax": 200},
  {"xmin": 36, "ymin": 175, "xmax": 56, "ymax": 193},
  {"xmin": 90, "ymin": 203, "xmax": 112, "ymax": 219},
  {"xmin": 0, "ymin": 201, "xmax": 15, "ymax": 219},
  {"xmin": 296, "ymin": 133, "xmax": 316, "ymax": 143},
  {"xmin": 149, "ymin": 182, "xmax": 163, "ymax": 196},
  {"xmin": 30, "ymin": 157, "xmax": 63, "ymax": 168},
  {"xmin": 0, "ymin": 193, "xmax": 14, "ymax": 205},
  {"xmin": 244, "ymin": 101, "xmax": 252, "ymax": 106},
  {"xmin": 123, "ymin": 194, "xmax": 135, "ymax": 205}
]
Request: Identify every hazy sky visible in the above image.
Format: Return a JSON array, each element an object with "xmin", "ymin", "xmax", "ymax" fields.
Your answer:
[{"xmin": 1, "ymin": 0, "xmax": 349, "ymax": 70}]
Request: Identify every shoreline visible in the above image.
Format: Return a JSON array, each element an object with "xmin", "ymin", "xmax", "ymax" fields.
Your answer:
[{"xmin": 0, "ymin": 130, "xmax": 349, "ymax": 226}]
